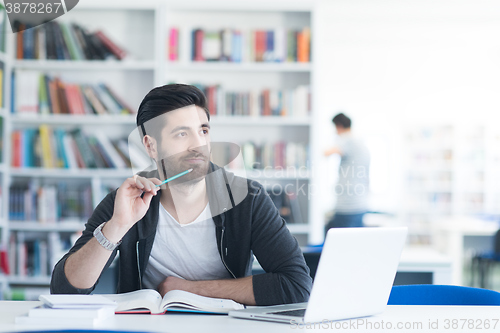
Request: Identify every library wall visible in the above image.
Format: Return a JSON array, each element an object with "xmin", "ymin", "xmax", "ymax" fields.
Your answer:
[{"xmin": 314, "ymin": 0, "xmax": 500, "ymax": 243}]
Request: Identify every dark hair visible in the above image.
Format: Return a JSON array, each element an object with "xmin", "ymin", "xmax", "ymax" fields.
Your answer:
[
  {"xmin": 332, "ymin": 113, "xmax": 351, "ymax": 129},
  {"xmin": 136, "ymin": 84, "xmax": 210, "ymax": 131}
]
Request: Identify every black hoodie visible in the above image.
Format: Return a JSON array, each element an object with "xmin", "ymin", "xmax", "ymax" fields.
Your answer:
[{"xmin": 50, "ymin": 164, "xmax": 312, "ymax": 305}]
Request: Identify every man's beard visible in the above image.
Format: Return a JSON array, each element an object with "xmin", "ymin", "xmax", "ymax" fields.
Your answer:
[{"xmin": 159, "ymin": 149, "xmax": 210, "ymax": 185}]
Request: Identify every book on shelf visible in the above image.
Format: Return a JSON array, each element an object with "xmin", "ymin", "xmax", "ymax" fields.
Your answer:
[
  {"xmin": 15, "ymin": 20, "xmax": 127, "ymax": 61},
  {"xmin": 185, "ymin": 27, "xmax": 311, "ymax": 63},
  {"xmin": 9, "ymin": 180, "xmax": 93, "ymax": 222},
  {"xmin": 0, "ymin": 244, "xmax": 9, "ymax": 275},
  {"xmin": 190, "ymin": 84, "xmax": 311, "ymax": 117},
  {"xmin": 168, "ymin": 27, "xmax": 179, "ymax": 61},
  {"xmin": 11, "ymin": 127, "xmax": 133, "ymax": 170},
  {"xmin": 221, "ymin": 141, "xmax": 308, "ymax": 171},
  {"xmin": 6, "ymin": 231, "xmax": 72, "ymax": 280},
  {"xmin": 103, "ymin": 289, "xmax": 245, "ymax": 314},
  {"xmin": 14, "ymin": 71, "xmax": 134, "ymax": 116}
]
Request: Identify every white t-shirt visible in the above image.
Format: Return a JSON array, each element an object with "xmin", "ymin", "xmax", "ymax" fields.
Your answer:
[{"xmin": 142, "ymin": 202, "xmax": 231, "ymax": 290}]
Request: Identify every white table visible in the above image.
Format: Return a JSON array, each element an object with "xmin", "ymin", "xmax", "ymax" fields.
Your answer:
[
  {"xmin": 434, "ymin": 217, "xmax": 498, "ymax": 285},
  {"xmin": 398, "ymin": 247, "xmax": 453, "ymax": 284},
  {"xmin": 2, "ymin": 301, "xmax": 499, "ymax": 333}
]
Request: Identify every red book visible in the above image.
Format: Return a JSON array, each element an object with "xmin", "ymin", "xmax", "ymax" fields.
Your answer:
[
  {"xmin": 64, "ymin": 84, "xmax": 78, "ymax": 115},
  {"xmin": 0, "ymin": 246, "xmax": 10, "ymax": 275},
  {"xmin": 168, "ymin": 27, "xmax": 178, "ymax": 61},
  {"xmin": 262, "ymin": 89, "xmax": 270, "ymax": 116},
  {"xmin": 11, "ymin": 131, "xmax": 21, "ymax": 167},
  {"xmin": 72, "ymin": 85, "xmax": 87, "ymax": 114},
  {"xmin": 255, "ymin": 31, "xmax": 267, "ymax": 62},
  {"xmin": 194, "ymin": 29, "xmax": 204, "ymax": 61},
  {"xmin": 208, "ymin": 86, "xmax": 217, "ymax": 116},
  {"xmin": 95, "ymin": 30, "xmax": 127, "ymax": 60}
]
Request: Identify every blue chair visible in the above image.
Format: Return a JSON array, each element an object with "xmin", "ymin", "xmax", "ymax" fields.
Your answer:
[{"xmin": 388, "ymin": 285, "xmax": 500, "ymax": 306}]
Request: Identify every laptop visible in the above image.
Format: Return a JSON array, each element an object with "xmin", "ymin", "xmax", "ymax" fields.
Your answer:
[{"xmin": 229, "ymin": 227, "xmax": 408, "ymax": 324}]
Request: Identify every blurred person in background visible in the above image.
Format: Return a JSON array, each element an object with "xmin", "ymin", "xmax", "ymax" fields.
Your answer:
[{"xmin": 324, "ymin": 113, "xmax": 370, "ymax": 232}]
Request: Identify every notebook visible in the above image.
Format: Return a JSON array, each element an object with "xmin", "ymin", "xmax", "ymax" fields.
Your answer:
[{"xmin": 229, "ymin": 227, "xmax": 408, "ymax": 324}]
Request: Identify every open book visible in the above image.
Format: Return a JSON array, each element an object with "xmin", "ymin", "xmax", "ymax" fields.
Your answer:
[{"xmin": 102, "ymin": 289, "xmax": 245, "ymax": 315}]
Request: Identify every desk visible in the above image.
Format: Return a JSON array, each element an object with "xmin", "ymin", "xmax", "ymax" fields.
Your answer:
[
  {"xmin": 397, "ymin": 247, "xmax": 453, "ymax": 285},
  {"xmin": 285, "ymin": 246, "xmax": 453, "ymax": 285},
  {"xmin": 434, "ymin": 217, "xmax": 498, "ymax": 285},
  {"xmin": 1, "ymin": 301, "xmax": 499, "ymax": 333}
]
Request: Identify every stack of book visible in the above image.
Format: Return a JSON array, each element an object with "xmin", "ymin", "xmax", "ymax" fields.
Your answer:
[
  {"xmin": 11, "ymin": 127, "xmax": 136, "ymax": 169},
  {"xmin": 14, "ymin": 72, "xmax": 133, "ymax": 115},
  {"xmin": 181, "ymin": 27, "xmax": 310, "ymax": 63},
  {"xmin": 15, "ymin": 295, "xmax": 116, "ymax": 327},
  {"xmin": 9, "ymin": 181, "xmax": 93, "ymax": 222},
  {"xmin": 193, "ymin": 84, "xmax": 311, "ymax": 117},
  {"xmin": 15, "ymin": 20, "xmax": 127, "ymax": 60}
]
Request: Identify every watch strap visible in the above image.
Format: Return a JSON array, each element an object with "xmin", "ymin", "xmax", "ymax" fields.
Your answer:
[{"xmin": 93, "ymin": 222, "xmax": 122, "ymax": 251}]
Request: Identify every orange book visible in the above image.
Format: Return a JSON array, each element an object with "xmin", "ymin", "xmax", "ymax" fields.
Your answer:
[
  {"xmin": 56, "ymin": 79, "xmax": 70, "ymax": 114},
  {"xmin": 16, "ymin": 23, "xmax": 25, "ymax": 59},
  {"xmin": 48, "ymin": 79, "xmax": 61, "ymax": 114},
  {"xmin": 297, "ymin": 28, "xmax": 310, "ymax": 63}
]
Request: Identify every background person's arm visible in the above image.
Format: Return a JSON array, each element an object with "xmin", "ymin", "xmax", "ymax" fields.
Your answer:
[{"xmin": 324, "ymin": 146, "xmax": 342, "ymax": 157}]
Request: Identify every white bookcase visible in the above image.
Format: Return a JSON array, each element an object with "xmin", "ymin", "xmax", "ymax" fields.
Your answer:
[
  {"xmin": 400, "ymin": 121, "xmax": 500, "ymax": 245},
  {"xmin": 163, "ymin": 0, "xmax": 319, "ymax": 243},
  {"xmin": 0, "ymin": 0, "xmax": 321, "ymax": 296},
  {"xmin": 0, "ymin": 0, "xmax": 163, "ymax": 295}
]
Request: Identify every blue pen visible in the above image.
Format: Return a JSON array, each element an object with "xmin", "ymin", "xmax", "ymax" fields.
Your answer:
[{"xmin": 155, "ymin": 168, "xmax": 193, "ymax": 187}]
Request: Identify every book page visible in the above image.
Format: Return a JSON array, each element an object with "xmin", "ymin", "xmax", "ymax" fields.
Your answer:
[
  {"xmin": 102, "ymin": 289, "xmax": 162, "ymax": 314},
  {"xmin": 160, "ymin": 290, "xmax": 245, "ymax": 314}
]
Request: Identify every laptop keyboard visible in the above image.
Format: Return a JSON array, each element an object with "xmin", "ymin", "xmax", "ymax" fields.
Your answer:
[{"xmin": 267, "ymin": 308, "xmax": 306, "ymax": 317}]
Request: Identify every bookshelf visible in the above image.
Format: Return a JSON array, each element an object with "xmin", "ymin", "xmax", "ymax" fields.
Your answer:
[
  {"xmin": 0, "ymin": 0, "xmax": 321, "ymax": 296},
  {"xmin": 163, "ymin": 1, "xmax": 318, "ymax": 245},
  {"xmin": 0, "ymin": 0, "xmax": 163, "ymax": 294},
  {"xmin": 401, "ymin": 121, "xmax": 500, "ymax": 245}
]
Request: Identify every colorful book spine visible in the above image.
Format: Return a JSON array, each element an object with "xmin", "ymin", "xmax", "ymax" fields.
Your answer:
[
  {"xmin": 15, "ymin": 20, "xmax": 126, "ymax": 61},
  {"xmin": 193, "ymin": 84, "xmax": 311, "ymax": 117},
  {"xmin": 11, "ymin": 127, "xmax": 132, "ymax": 169},
  {"xmin": 187, "ymin": 27, "xmax": 310, "ymax": 63}
]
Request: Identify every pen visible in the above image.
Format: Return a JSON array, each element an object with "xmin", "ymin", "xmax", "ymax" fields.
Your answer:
[{"xmin": 155, "ymin": 168, "xmax": 193, "ymax": 187}]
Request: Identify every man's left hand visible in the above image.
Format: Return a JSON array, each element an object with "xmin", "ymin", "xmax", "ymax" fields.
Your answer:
[{"xmin": 157, "ymin": 276, "xmax": 191, "ymax": 296}]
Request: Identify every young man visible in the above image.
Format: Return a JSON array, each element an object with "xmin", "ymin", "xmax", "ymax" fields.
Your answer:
[
  {"xmin": 324, "ymin": 113, "xmax": 370, "ymax": 231},
  {"xmin": 50, "ymin": 84, "xmax": 312, "ymax": 306}
]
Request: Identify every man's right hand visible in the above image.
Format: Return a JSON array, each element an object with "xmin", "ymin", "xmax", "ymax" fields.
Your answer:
[{"xmin": 103, "ymin": 176, "xmax": 162, "ymax": 243}]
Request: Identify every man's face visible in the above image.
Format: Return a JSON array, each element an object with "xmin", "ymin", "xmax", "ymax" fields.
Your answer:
[{"xmin": 153, "ymin": 105, "xmax": 211, "ymax": 183}]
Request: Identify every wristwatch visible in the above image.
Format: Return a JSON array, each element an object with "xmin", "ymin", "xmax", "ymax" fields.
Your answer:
[{"xmin": 93, "ymin": 222, "xmax": 122, "ymax": 251}]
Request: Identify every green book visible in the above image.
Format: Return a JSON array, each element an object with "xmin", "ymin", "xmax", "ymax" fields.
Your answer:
[
  {"xmin": 38, "ymin": 74, "xmax": 50, "ymax": 115},
  {"xmin": 60, "ymin": 22, "xmax": 82, "ymax": 60}
]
